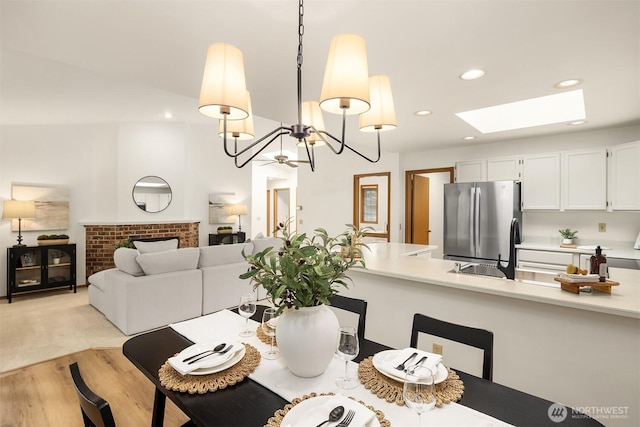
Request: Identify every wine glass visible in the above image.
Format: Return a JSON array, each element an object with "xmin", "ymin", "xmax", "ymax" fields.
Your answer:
[
  {"xmin": 238, "ymin": 293, "xmax": 257, "ymax": 337},
  {"xmin": 403, "ymin": 365, "xmax": 436, "ymax": 426},
  {"xmin": 261, "ymin": 308, "xmax": 279, "ymax": 360},
  {"xmin": 335, "ymin": 326, "xmax": 360, "ymax": 390}
]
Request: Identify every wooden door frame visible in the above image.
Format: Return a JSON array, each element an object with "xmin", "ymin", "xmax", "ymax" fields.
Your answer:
[
  {"xmin": 404, "ymin": 167, "xmax": 454, "ymax": 243},
  {"xmin": 353, "ymin": 172, "xmax": 391, "ymax": 241}
]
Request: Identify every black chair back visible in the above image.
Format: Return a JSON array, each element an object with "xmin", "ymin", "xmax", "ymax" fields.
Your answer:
[
  {"xmin": 69, "ymin": 362, "xmax": 116, "ymax": 427},
  {"xmin": 328, "ymin": 294, "xmax": 367, "ymax": 341},
  {"xmin": 410, "ymin": 313, "xmax": 494, "ymax": 381}
]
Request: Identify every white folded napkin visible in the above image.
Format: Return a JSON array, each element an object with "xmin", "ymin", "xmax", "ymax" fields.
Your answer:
[
  {"xmin": 168, "ymin": 341, "xmax": 243, "ymax": 375},
  {"xmin": 302, "ymin": 394, "xmax": 375, "ymax": 427},
  {"xmin": 556, "ymin": 273, "xmax": 600, "ymax": 283},
  {"xmin": 378, "ymin": 347, "xmax": 442, "ymax": 379}
]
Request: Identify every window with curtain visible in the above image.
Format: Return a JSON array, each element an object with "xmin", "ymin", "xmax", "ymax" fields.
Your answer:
[{"xmin": 360, "ymin": 185, "xmax": 378, "ymax": 223}]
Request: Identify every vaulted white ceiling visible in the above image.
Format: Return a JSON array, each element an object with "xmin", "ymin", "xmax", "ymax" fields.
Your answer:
[{"xmin": 1, "ymin": 0, "xmax": 638, "ymax": 153}]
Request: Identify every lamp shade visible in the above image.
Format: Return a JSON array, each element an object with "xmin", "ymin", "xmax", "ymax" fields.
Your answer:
[
  {"xmin": 2, "ymin": 200, "xmax": 36, "ymax": 219},
  {"xmin": 300, "ymin": 101, "xmax": 326, "ymax": 146},
  {"xmin": 319, "ymin": 34, "xmax": 370, "ymax": 115},
  {"xmin": 229, "ymin": 204, "xmax": 247, "ymax": 216},
  {"xmin": 199, "ymin": 43, "xmax": 249, "ymax": 120},
  {"xmin": 218, "ymin": 91, "xmax": 255, "ymax": 140},
  {"xmin": 359, "ymin": 75, "xmax": 397, "ymax": 132}
]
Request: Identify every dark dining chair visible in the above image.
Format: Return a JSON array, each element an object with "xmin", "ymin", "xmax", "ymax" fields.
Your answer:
[
  {"xmin": 69, "ymin": 362, "xmax": 116, "ymax": 427},
  {"xmin": 328, "ymin": 294, "xmax": 368, "ymax": 341},
  {"xmin": 410, "ymin": 313, "xmax": 494, "ymax": 381}
]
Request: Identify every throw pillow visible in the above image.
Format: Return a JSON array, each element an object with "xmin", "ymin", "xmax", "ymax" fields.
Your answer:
[
  {"xmin": 133, "ymin": 238, "xmax": 179, "ymax": 254},
  {"xmin": 136, "ymin": 247, "xmax": 200, "ymax": 275},
  {"xmin": 113, "ymin": 248, "xmax": 144, "ymax": 277},
  {"xmin": 198, "ymin": 243, "xmax": 251, "ymax": 268}
]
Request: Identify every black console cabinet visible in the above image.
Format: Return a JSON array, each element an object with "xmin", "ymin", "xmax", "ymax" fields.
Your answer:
[
  {"xmin": 6, "ymin": 244, "xmax": 77, "ymax": 303},
  {"xmin": 208, "ymin": 232, "xmax": 246, "ymax": 245}
]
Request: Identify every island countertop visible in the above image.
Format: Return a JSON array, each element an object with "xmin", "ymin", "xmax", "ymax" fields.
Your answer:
[{"xmin": 358, "ymin": 243, "xmax": 640, "ymax": 319}]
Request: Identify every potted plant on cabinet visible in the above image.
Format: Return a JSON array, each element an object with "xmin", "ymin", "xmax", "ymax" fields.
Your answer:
[
  {"xmin": 559, "ymin": 229, "xmax": 578, "ymax": 245},
  {"xmin": 240, "ymin": 220, "xmax": 369, "ymax": 377}
]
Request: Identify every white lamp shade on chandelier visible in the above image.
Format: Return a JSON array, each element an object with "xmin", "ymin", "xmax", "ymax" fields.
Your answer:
[
  {"xmin": 2, "ymin": 200, "xmax": 36, "ymax": 220},
  {"xmin": 319, "ymin": 34, "xmax": 371, "ymax": 115},
  {"xmin": 199, "ymin": 43, "xmax": 249, "ymax": 120},
  {"xmin": 359, "ymin": 75, "xmax": 397, "ymax": 132},
  {"xmin": 300, "ymin": 101, "xmax": 326, "ymax": 145},
  {"xmin": 218, "ymin": 92, "xmax": 255, "ymax": 140}
]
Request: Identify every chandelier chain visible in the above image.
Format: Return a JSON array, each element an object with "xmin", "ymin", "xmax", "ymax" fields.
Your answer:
[{"xmin": 297, "ymin": 0, "xmax": 304, "ymax": 69}]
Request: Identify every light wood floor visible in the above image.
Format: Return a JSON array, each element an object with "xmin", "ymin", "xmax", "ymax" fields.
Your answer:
[{"xmin": 0, "ymin": 348, "xmax": 190, "ymax": 426}]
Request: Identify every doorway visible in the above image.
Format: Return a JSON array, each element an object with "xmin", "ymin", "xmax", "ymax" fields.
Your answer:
[
  {"xmin": 353, "ymin": 172, "xmax": 391, "ymax": 242},
  {"xmin": 405, "ymin": 167, "xmax": 454, "ymax": 257}
]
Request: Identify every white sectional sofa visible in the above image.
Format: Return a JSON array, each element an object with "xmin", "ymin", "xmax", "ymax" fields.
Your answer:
[{"xmin": 88, "ymin": 237, "xmax": 278, "ymax": 335}]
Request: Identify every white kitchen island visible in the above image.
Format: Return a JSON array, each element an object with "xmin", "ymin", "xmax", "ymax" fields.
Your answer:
[{"xmin": 343, "ymin": 243, "xmax": 639, "ymax": 427}]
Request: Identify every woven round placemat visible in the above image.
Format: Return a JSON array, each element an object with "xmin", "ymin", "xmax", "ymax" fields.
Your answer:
[
  {"xmin": 264, "ymin": 392, "xmax": 391, "ymax": 427},
  {"xmin": 256, "ymin": 323, "xmax": 278, "ymax": 346},
  {"xmin": 358, "ymin": 356, "xmax": 464, "ymax": 407},
  {"xmin": 158, "ymin": 343, "xmax": 261, "ymax": 394}
]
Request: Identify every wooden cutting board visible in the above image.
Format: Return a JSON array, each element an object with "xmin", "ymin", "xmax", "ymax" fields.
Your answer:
[{"xmin": 554, "ymin": 277, "xmax": 620, "ymax": 294}]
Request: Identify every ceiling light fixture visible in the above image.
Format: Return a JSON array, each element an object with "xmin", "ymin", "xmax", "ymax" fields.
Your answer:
[
  {"xmin": 554, "ymin": 79, "xmax": 582, "ymax": 89},
  {"xmin": 198, "ymin": 0, "xmax": 396, "ymax": 171},
  {"xmin": 460, "ymin": 69, "xmax": 486, "ymax": 80},
  {"xmin": 414, "ymin": 110, "xmax": 432, "ymax": 116},
  {"xmin": 568, "ymin": 120, "xmax": 587, "ymax": 126},
  {"xmin": 463, "ymin": 136, "xmax": 476, "ymax": 140}
]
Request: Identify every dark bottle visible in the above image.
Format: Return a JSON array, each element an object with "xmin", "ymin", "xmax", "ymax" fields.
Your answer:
[{"xmin": 590, "ymin": 246, "xmax": 607, "ymax": 282}]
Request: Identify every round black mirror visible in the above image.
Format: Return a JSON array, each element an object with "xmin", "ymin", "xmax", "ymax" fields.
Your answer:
[{"xmin": 132, "ymin": 176, "xmax": 172, "ymax": 213}]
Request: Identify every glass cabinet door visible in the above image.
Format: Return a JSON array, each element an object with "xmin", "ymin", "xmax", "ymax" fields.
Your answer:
[
  {"xmin": 14, "ymin": 248, "xmax": 42, "ymax": 287},
  {"xmin": 46, "ymin": 245, "xmax": 72, "ymax": 285}
]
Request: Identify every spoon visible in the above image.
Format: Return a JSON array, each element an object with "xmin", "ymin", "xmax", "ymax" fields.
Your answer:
[
  {"xmin": 182, "ymin": 342, "xmax": 226, "ymax": 363},
  {"xmin": 187, "ymin": 344, "xmax": 234, "ymax": 365},
  {"xmin": 315, "ymin": 406, "xmax": 344, "ymax": 427}
]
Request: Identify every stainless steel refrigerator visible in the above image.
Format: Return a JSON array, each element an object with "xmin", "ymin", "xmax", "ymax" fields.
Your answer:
[{"xmin": 444, "ymin": 181, "xmax": 522, "ymax": 263}]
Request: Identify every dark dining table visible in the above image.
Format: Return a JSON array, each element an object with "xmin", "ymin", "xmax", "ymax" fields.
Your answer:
[{"xmin": 123, "ymin": 308, "xmax": 602, "ymax": 427}]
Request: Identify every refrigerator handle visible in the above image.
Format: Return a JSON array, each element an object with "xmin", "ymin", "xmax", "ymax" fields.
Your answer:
[
  {"xmin": 470, "ymin": 187, "xmax": 476, "ymax": 254},
  {"xmin": 474, "ymin": 186, "xmax": 481, "ymax": 254}
]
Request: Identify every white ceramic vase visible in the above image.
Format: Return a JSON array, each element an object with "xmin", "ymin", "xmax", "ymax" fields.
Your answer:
[
  {"xmin": 562, "ymin": 238, "xmax": 573, "ymax": 244},
  {"xmin": 275, "ymin": 304, "xmax": 340, "ymax": 378}
]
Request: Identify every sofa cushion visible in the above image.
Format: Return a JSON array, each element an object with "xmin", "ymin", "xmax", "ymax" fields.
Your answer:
[
  {"xmin": 133, "ymin": 238, "xmax": 179, "ymax": 254},
  {"xmin": 87, "ymin": 269, "xmax": 108, "ymax": 290},
  {"xmin": 198, "ymin": 243, "xmax": 251, "ymax": 268},
  {"xmin": 251, "ymin": 237, "xmax": 281, "ymax": 256},
  {"xmin": 114, "ymin": 248, "xmax": 144, "ymax": 276},
  {"xmin": 136, "ymin": 247, "xmax": 199, "ymax": 275}
]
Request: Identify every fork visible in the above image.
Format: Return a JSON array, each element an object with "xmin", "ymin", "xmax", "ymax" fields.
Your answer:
[
  {"xmin": 394, "ymin": 351, "xmax": 418, "ymax": 371},
  {"xmin": 336, "ymin": 410, "xmax": 355, "ymax": 427}
]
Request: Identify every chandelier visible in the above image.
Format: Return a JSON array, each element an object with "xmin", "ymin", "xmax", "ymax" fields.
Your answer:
[{"xmin": 198, "ymin": 0, "xmax": 397, "ymax": 171}]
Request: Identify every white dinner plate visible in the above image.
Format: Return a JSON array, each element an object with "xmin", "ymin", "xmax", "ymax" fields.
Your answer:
[
  {"xmin": 280, "ymin": 396, "xmax": 380, "ymax": 427},
  {"xmin": 189, "ymin": 345, "xmax": 246, "ymax": 376},
  {"xmin": 372, "ymin": 350, "xmax": 448, "ymax": 384}
]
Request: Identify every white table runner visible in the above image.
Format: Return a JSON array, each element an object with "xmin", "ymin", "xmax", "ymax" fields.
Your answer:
[{"xmin": 171, "ymin": 310, "xmax": 512, "ymax": 426}]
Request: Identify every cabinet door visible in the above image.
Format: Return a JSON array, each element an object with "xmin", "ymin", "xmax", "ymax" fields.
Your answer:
[
  {"xmin": 608, "ymin": 141, "xmax": 640, "ymax": 210},
  {"xmin": 487, "ymin": 156, "xmax": 522, "ymax": 181},
  {"xmin": 562, "ymin": 149, "xmax": 607, "ymax": 210},
  {"xmin": 455, "ymin": 160, "xmax": 486, "ymax": 183},
  {"xmin": 45, "ymin": 245, "xmax": 75, "ymax": 286},
  {"xmin": 522, "ymin": 153, "xmax": 560, "ymax": 210}
]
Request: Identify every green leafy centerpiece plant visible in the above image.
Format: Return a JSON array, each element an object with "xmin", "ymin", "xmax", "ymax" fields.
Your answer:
[
  {"xmin": 559, "ymin": 229, "xmax": 578, "ymax": 244},
  {"xmin": 240, "ymin": 221, "xmax": 369, "ymax": 377}
]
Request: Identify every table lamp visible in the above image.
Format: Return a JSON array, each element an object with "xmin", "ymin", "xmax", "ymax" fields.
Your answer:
[
  {"xmin": 229, "ymin": 204, "xmax": 248, "ymax": 232},
  {"xmin": 3, "ymin": 200, "xmax": 37, "ymax": 246}
]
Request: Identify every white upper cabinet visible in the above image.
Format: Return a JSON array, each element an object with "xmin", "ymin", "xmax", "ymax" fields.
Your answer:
[
  {"xmin": 608, "ymin": 141, "xmax": 640, "ymax": 210},
  {"xmin": 455, "ymin": 160, "xmax": 486, "ymax": 183},
  {"xmin": 487, "ymin": 156, "xmax": 522, "ymax": 181},
  {"xmin": 522, "ymin": 153, "xmax": 561, "ymax": 210},
  {"xmin": 561, "ymin": 148, "xmax": 607, "ymax": 210}
]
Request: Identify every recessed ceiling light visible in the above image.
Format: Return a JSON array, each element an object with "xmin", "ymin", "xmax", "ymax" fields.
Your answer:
[
  {"xmin": 463, "ymin": 136, "xmax": 476, "ymax": 140},
  {"xmin": 568, "ymin": 120, "xmax": 587, "ymax": 126},
  {"xmin": 164, "ymin": 112, "xmax": 173, "ymax": 119},
  {"xmin": 415, "ymin": 110, "xmax": 432, "ymax": 116},
  {"xmin": 554, "ymin": 79, "xmax": 581, "ymax": 89},
  {"xmin": 460, "ymin": 69, "xmax": 486, "ymax": 80},
  {"xmin": 455, "ymin": 89, "xmax": 586, "ymax": 134}
]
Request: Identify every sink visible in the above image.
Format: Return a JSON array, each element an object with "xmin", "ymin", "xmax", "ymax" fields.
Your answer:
[{"xmin": 450, "ymin": 263, "xmax": 560, "ymax": 287}]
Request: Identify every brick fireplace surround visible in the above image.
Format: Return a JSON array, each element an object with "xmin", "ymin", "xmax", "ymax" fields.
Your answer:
[{"xmin": 84, "ymin": 221, "xmax": 200, "ymax": 279}]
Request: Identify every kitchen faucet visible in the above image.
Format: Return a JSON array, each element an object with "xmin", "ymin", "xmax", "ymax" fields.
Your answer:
[{"xmin": 497, "ymin": 218, "xmax": 521, "ymax": 280}]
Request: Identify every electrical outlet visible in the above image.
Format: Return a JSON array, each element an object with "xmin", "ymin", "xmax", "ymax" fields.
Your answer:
[
  {"xmin": 598, "ymin": 223, "xmax": 606, "ymax": 232},
  {"xmin": 432, "ymin": 343, "xmax": 443, "ymax": 355}
]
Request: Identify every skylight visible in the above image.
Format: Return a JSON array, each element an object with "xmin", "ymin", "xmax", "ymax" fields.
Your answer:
[{"xmin": 455, "ymin": 90, "xmax": 586, "ymax": 134}]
